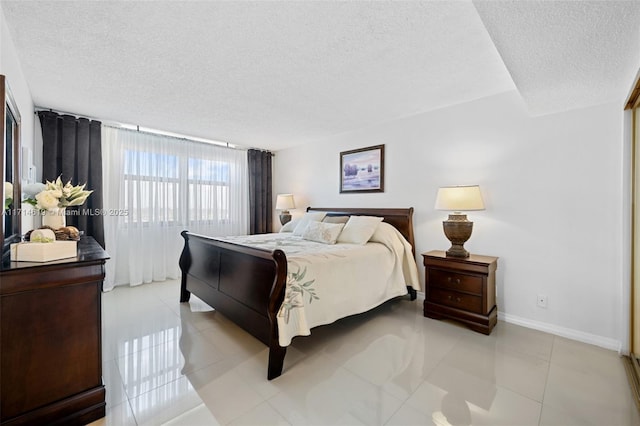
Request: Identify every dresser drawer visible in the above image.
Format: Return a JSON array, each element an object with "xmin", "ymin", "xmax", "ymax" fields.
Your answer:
[
  {"xmin": 429, "ymin": 288, "xmax": 483, "ymax": 313},
  {"xmin": 428, "ymin": 268, "xmax": 483, "ymax": 295}
]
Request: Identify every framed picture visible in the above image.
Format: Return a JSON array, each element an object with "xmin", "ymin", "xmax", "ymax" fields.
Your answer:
[{"xmin": 340, "ymin": 144, "xmax": 384, "ymax": 193}]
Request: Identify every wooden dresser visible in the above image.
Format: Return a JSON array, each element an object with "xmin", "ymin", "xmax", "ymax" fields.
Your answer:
[
  {"xmin": 0, "ymin": 237, "xmax": 108, "ymax": 425},
  {"xmin": 423, "ymin": 250, "xmax": 498, "ymax": 335}
]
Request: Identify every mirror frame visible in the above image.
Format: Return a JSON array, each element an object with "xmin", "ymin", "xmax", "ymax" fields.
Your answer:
[{"xmin": 1, "ymin": 74, "xmax": 22, "ymax": 265}]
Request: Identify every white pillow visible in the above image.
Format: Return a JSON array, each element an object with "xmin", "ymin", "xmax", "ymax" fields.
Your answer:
[
  {"xmin": 280, "ymin": 218, "xmax": 300, "ymax": 233},
  {"xmin": 337, "ymin": 215, "xmax": 384, "ymax": 244},
  {"xmin": 302, "ymin": 221, "xmax": 345, "ymax": 244},
  {"xmin": 292, "ymin": 212, "xmax": 327, "ymax": 236}
]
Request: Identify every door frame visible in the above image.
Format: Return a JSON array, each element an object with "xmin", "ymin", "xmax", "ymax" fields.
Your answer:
[{"xmin": 624, "ymin": 71, "xmax": 640, "ymax": 410}]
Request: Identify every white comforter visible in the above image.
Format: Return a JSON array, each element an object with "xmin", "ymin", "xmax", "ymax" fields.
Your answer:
[{"xmin": 217, "ymin": 224, "xmax": 420, "ymax": 346}]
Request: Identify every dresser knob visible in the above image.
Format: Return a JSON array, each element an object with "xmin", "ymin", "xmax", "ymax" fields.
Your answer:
[
  {"xmin": 456, "ymin": 278, "xmax": 461, "ymax": 284},
  {"xmin": 456, "ymin": 297, "xmax": 461, "ymax": 302},
  {"xmin": 447, "ymin": 295, "xmax": 452, "ymax": 300},
  {"xmin": 447, "ymin": 277, "xmax": 451, "ymax": 283}
]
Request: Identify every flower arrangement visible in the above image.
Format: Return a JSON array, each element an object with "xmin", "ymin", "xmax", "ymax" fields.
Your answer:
[
  {"xmin": 24, "ymin": 177, "xmax": 93, "ymax": 211},
  {"xmin": 3, "ymin": 181, "xmax": 12, "ymax": 209}
]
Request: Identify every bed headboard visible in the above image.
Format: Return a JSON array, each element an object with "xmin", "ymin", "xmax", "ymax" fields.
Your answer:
[{"xmin": 306, "ymin": 207, "xmax": 415, "ymax": 254}]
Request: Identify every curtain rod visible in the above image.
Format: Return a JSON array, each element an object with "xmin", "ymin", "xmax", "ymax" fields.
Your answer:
[
  {"xmin": 34, "ymin": 106, "xmax": 274, "ymax": 154},
  {"xmin": 101, "ymin": 122, "xmax": 244, "ymax": 151}
]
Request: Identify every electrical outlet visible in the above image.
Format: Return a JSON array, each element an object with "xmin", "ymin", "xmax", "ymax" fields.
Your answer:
[{"xmin": 537, "ymin": 294, "xmax": 548, "ymax": 308}]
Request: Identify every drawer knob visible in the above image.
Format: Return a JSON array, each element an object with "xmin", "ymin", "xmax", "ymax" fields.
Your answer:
[
  {"xmin": 447, "ymin": 295, "xmax": 452, "ymax": 300},
  {"xmin": 447, "ymin": 277, "xmax": 452, "ymax": 283},
  {"xmin": 456, "ymin": 297, "xmax": 461, "ymax": 302},
  {"xmin": 456, "ymin": 278, "xmax": 461, "ymax": 284}
]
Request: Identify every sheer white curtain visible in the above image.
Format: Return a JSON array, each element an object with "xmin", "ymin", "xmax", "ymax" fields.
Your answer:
[{"xmin": 102, "ymin": 126, "xmax": 248, "ymax": 290}]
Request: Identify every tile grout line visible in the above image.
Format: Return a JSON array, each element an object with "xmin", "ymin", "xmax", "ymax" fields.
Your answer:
[{"xmin": 537, "ymin": 335, "xmax": 556, "ymax": 425}]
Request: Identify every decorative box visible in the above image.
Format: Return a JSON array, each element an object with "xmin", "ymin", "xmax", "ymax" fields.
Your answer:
[{"xmin": 10, "ymin": 241, "xmax": 78, "ymax": 262}]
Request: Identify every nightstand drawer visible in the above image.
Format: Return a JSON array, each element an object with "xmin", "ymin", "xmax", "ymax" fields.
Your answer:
[
  {"xmin": 429, "ymin": 288, "xmax": 483, "ymax": 313},
  {"xmin": 423, "ymin": 251, "xmax": 498, "ymax": 334},
  {"xmin": 428, "ymin": 268, "xmax": 483, "ymax": 295}
]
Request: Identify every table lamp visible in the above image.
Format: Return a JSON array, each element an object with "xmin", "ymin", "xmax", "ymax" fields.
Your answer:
[
  {"xmin": 435, "ymin": 185, "xmax": 485, "ymax": 258},
  {"xmin": 276, "ymin": 194, "xmax": 296, "ymax": 225}
]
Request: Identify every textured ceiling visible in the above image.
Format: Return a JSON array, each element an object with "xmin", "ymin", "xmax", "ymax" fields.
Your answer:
[
  {"xmin": 473, "ymin": 0, "xmax": 640, "ymax": 116},
  {"xmin": 1, "ymin": 1, "xmax": 639, "ymax": 151}
]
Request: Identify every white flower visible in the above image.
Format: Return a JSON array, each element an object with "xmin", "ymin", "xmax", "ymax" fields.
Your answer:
[
  {"xmin": 35, "ymin": 190, "xmax": 61, "ymax": 210},
  {"xmin": 4, "ymin": 181, "xmax": 12, "ymax": 209},
  {"xmin": 62, "ymin": 182, "xmax": 72, "ymax": 198},
  {"xmin": 4, "ymin": 181, "xmax": 12, "ymax": 199},
  {"xmin": 24, "ymin": 177, "xmax": 93, "ymax": 211}
]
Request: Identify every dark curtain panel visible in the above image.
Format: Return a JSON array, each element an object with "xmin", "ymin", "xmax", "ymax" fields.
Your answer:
[
  {"xmin": 38, "ymin": 111, "xmax": 105, "ymax": 247},
  {"xmin": 248, "ymin": 149, "xmax": 273, "ymax": 234}
]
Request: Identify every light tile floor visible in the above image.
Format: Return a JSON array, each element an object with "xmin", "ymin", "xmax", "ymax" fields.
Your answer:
[{"xmin": 90, "ymin": 280, "xmax": 639, "ymax": 426}]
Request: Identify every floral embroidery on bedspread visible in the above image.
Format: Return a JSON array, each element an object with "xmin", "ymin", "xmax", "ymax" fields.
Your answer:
[{"xmin": 278, "ymin": 262, "xmax": 318, "ymax": 324}]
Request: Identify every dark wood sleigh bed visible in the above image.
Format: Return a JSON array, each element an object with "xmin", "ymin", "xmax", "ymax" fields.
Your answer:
[{"xmin": 179, "ymin": 207, "xmax": 418, "ymax": 380}]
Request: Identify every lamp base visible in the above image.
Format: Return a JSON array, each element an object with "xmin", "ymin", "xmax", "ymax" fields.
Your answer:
[
  {"xmin": 442, "ymin": 213, "xmax": 473, "ymax": 258},
  {"xmin": 446, "ymin": 245, "xmax": 470, "ymax": 258},
  {"xmin": 279, "ymin": 211, "xmax": 292, "ymax": 226}
]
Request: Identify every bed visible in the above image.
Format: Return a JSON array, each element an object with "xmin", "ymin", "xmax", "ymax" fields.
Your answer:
[{"xmin": 179, "ymin": 207, "xmax": 419, "ymax": 379}]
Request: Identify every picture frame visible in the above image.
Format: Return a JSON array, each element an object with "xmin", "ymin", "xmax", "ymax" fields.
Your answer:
[{"xmin": 340, "ymin": 144, "xmax": 384, "ymax": 193}]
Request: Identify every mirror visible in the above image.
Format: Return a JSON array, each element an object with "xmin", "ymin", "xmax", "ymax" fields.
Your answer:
[{"xmin": 1, "ymin": 74, "xmax": 22, "ymax": 265}]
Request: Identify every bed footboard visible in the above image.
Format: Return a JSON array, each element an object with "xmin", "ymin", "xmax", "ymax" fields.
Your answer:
[{"xmin": 179, "ymin": 231, "xmax": 288, "ymax": 379}]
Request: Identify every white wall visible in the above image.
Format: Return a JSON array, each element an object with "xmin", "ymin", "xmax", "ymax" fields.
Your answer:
[
  {"xmin": 0, "ymin": 6, "xmax": 36, "ymax": 232},
  {"xmin": 274, "ymin": 90, "xmax": 625, "ymax": 350},
  {"xmin": 0, "ymin": 3, "xmax": 625, "ymax": 349}
]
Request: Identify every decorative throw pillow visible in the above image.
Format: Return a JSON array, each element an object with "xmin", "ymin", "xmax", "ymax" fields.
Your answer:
[
  {"xmin": 302, "ymin": 221, "xmax": 345, "ymax": 244},
  {"xmin": 322, "ymin": 216, "xmax": 350, "ymax": 224},
  {"xmin": 337, "ymin": 215, "xmax": 384, "ymax": 244},
  {"xmin": 280, "ymin": 218, "xmax": 300, "ymax": 233},
  {"xmin": 292, "ymin": 212, "xmax": 327, "ymax": 236}
]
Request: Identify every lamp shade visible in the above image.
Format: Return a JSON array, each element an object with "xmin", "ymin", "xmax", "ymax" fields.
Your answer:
[
  {"xmin": 276, "ymin": 194, "xmax": 296, "ymax": 211},
  {"xmin": 435, "ymin": 185, "xmax": 485, "ymax": 212}
]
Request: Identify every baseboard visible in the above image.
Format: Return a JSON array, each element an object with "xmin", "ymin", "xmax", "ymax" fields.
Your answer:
[
  {"xmin": 416, "ymin": 296, "xmax": 622, "ymax": 352},
  {"xmin": 498, "ymin": 311, "xmax": 622, "ymax": 352}
]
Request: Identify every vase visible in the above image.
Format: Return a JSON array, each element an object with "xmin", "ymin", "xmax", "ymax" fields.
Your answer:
[{"xmin": 42, "ymin": 207, "xmax": 66, "ymax": 229}]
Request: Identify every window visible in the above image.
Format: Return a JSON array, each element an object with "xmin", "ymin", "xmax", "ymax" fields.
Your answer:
[
  {"xmin": 187, "ymin": 158, "xmax": 231, "ymax": 223},
  {"xmin": 122, "ymin": 151, "xmax": 236, "ymax": 225},
  {"xmin": 102, "ymin": 126, "xmax": 248, "ymax": 289},
  {"xmin": 123, "ymin": 150, "xmax": 179, "ymax": 223}
]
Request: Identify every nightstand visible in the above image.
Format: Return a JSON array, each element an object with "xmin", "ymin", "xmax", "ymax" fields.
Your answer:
[{"xmin": 423, "ymin": 250, "xmax": 498, "ymax": 335}]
